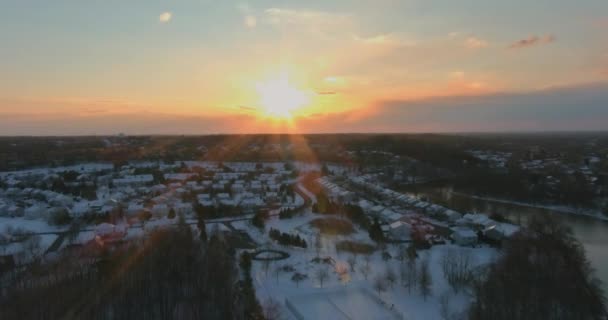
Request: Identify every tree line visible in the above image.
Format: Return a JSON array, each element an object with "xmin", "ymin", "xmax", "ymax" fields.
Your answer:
[
  {"xmin": 268, "ymin": 228, "xmax": 307, "ymax": 248},
  {"xmin": 0, "ymin": 220, "xmax": 258, "ymax": 320}
]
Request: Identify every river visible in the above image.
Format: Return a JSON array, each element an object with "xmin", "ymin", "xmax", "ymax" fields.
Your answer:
[{"xmin": 404, "ymin": 186, "xmax": 608, "ymax": 290}]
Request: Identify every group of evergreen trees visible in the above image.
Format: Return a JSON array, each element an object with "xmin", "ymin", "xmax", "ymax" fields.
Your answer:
[
  {"xmin": 268, "ymin": 228, "xmax": 307, "ymax": 248},
  {"xmin": 368, "ymin": 217, "xmax": 385, "ymax": 243},
  {"xmin": 251, "ymin": 209, "xmax": 267, "ymax": 229},
  {"xmin": 238, "ymin": 252, "xmax": 264, "ymax": 319},
  {"xmin": 278, "ymin": 207, "xmax": 298, "ymax": 219},
  {"xmin": 311, "ymin": 191, "xmax": 371, "ymax": 230}
]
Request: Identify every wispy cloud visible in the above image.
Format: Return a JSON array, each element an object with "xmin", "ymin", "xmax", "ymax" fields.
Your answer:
[
  {"xmin": 449, "ymin": 71, "xmax": 465, "ymax": 79},
  {"xmin": 448, "ymin": 32, "xmax": 460, "ymax": 39},
  {"xmin": 244, "ymin": 15, "xmax": 257, "ymax": 28},
  {"xmin": 264, "ymin": 8, "xmax": 353, "ymax": 32},
  {"xmin": 465, "ymin": 37, "xmax": 488, "ymax": 49},
  {"xmin": 352, "ymin": 33, "xmax": 416, "ymax": 48},
  {"xmin": 294, "ymin": 82, "xmax": 608, "ymax": 133},
  {"xmin": 509, "ymin": 34, "xmax": 555, "ymax": 49},
  {"xmin": 159, "ymin": 12, "xmax": 172, "ymax": 23},
  {"xmin": 237, "ymin": 105, "xmax": 257, "ymax": 112},
  {"xmin": 237, "ymin": 4, "xmax": 257, "ymax": 28}
]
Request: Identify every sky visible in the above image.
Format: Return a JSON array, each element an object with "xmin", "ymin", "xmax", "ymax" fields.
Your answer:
[{"xmin": 1, "ymin": 0, "xmax": 607, "ymax": 135}]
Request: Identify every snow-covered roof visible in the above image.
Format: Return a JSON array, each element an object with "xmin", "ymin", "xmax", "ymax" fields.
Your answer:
[{"xmin": 451, "ymin": 227, "xmax": 477, "ymax": 238}]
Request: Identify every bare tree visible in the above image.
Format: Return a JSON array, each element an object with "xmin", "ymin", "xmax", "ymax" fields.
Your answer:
[
  {"xmin": 359, "ymin": 264, "xmax": 372, "ymax": 280},
  {"xmin": 439, "ymin": 292, "xmax": 452, "ymax": 320},
  {"xmin": 315, "ymin": 268, "xmax": 329, "ymax": 288},
  {"xmin": 373, "ymin": 275, "xmax": 388, "ymax": 297},
  {"xmin": 66, "ymin": 220, "xmax": 81, "ymax": 245},
  {"xmin": 441, "ymin": 248, "xmax": 475, "ymax": 294},
  {"xmin": 396, "ymin": 244, "xmax": 407, "ymax": 264},
  {"xmin": 470, "ymin": 215, "xmax": 607, "ymax": 320},
  {"xmin": 347, "ymin": 254, "xmax": 357, "ymax": 272},
  {"xmin": 384, "ymin": 265, "xmax": 397, "ymax": 289},
  {"xmin": 418, "ymin": 259, "xmax": 432, "ymax": 300},
  {"xmin": 364, "ymin": 254, "xmax": 371, "ymax": 268},
  {"xmin": 262, "ymin": 259, "xmax": 271, "ymax": 277},
  {"xmin": 400, "ymin": 255, "xmax": 417, "ymax": 293},
  {"xmin": 274, "ymin": 266, "xmax": 282, "ymax": 284},
  {"xmin": 291, "ymin": 272, "xmax": 307, "ymax": 288},
  {"xmin": 23, "ymin": 234, "xmax": 42, "ymax": 263},
  {"xmin": 314, "ymin": 233, "xmax": 322, "ymax": 257},
  {"xmin": 263, "ymin": 297, "xmax": 284, "ymax": 320}
]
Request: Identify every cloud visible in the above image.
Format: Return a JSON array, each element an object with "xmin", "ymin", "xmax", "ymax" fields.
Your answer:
[
  {"xmin": 244, "ymin": 15, "xmax": 257, "ymax": 28},
  {"xmin": 3, "ymin": 83, "xmax": 607, "ymax": 135},
  {"xmin": 237, "ymin": 105, "xmax": 257, "ymax": 112},
  {"xmin": 465, "ymin": 37, "xmax": 488, "ymax": 49},
  {"xmin": 237, "ymin": 4, "xmax": 257, "ymax": 28},
  {"xmin": 449, "ymin": 71, "xmax": 465, "ymax": 79},
  {"xmin": 593, "ymin": 18, "xmax": 608, "ymax": 28},
  {"xmin": 509, "ymin": 34, "xmax": 555, "ymax": 49},
  {"xmin": 352, "ymin": 33, "xmax": 416, "ymax": 48},
  {"xmin": 159, "ymin": 12, "xmax": 172, "ymax": 23},
  {"xmin": 264, "ymin": 8, "xmax": 353, "ymax": 32},
  {"xmin": 293, "ymin": 82, "xmax": 608, "ymax": 133}
]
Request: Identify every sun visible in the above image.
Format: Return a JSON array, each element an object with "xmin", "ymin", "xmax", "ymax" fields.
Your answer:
[{"xmin": 255, "ymin": 73, "xmax": 310, "ymax": 119}]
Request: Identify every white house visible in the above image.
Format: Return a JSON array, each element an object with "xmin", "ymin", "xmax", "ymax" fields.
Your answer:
[
  {"xmin": 113, "ymin": 175, "xmax": 154, "ymax": 187},
  {"xmin": 451, "ymin": 227, "xmax": 478, "ymax": 246},
  {"xmin": 197, "ymin": 194, "xmax": 214, "ymax": 207},
  {"xmin": 388, "ymin": 221, "xmax": 412, "ymax": 241},
  {"xmin": 174, "ymin": 202, "xmax": 193, "ymax": 216},
  {"xmin": 127, "ymin": 203, "xmax": 145, "ymax": 216},
  {"xmin": 164, "ymin": 173, "xmax": 197, "ymax": 182},
  {"xmin": 152, "ymin": 204, "xmax": 170, "ymax": 217}
]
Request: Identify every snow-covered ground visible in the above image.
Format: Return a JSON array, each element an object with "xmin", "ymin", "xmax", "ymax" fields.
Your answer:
[
  {"xmin": 247, "ymin": 212, "xmax": 498, "ymax": 320},
  {"xmin": 0, "ymin": 217, "xmax": 67, "ymax": 234}
]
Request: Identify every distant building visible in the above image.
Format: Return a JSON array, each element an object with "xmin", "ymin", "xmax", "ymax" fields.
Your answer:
[{"xmin": 112, "ymin": 175, "xmax": 154, "ymax": 187}]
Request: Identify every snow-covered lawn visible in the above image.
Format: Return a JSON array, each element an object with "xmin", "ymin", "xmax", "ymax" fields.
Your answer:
[
  {"xmin": 249, "ymin": 211, "xmax": 498, "ymax": 320},
  {"xmin": 0, "ymin": 217, "xmax": 66, "ymax": 234},
  {"xmin": 286, "ymin": 287, "xmax": 401, "ymax": 320}
]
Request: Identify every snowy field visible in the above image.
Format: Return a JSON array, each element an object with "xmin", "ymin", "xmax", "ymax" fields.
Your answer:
[
  {"xmin": 287, "ymin": 288, "xmax": 403, "ymax": 320},
  {"xmin": 249, "ymin": 212, "xmax": 498, "ymax": 320},
  {"xmin": 0, "ymin": 217, "xmax": 67, "ymax": 234}
]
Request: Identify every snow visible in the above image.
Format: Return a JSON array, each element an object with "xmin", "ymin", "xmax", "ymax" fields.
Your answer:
[
  {"xmin": 0, "ymin": 217, "xmax": 65, "ymax": 234},
  {"xmin": 249, "ymin": 210, "xmax": 498, "ymax": 320}
]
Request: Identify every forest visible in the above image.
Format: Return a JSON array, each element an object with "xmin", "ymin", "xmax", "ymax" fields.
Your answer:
[{"xmin": 0, "ymin": 220, "xmax": 262, "ymax": 320}]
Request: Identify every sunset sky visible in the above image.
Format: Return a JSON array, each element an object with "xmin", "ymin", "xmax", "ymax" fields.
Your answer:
[{"xmin": 1, "ymin": 0, "xmax": 608, "ymax": 135}]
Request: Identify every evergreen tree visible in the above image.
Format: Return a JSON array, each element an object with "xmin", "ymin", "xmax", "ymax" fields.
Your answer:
[
  {"xmin": 368, "ymin": 218, "xmax": 385, "ymax": 242},
  {"xmin": 168, "ymin": 208, "xmax": 176, "ymax": 219}
]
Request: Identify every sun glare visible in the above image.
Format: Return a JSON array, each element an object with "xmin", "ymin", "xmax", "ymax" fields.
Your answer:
[{"xmin": 255, "ymin": 73, "xmax": 310, "ymax": 119}]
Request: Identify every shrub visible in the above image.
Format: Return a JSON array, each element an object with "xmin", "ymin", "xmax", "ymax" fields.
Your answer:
[
  {"xmin": 335, "ymin": 240, "xmax": 375, "ymax": 254},
  {"xmin": 310, "ymin": 218, "xmax": 354, "ymax": 235}
]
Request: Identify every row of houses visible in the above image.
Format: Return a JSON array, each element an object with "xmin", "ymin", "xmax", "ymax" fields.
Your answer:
[{"xmin": 320, "ymin": 175, "xmax": 520, "ymax": 246}]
